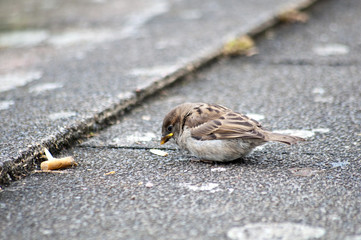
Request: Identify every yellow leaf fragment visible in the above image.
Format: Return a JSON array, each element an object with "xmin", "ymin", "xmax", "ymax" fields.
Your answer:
[
  {"xmin": 222, "ymin": 35, "xmax": 257, "ymax": 56},
  {"xmin": 105, "ymin": 171, "xmax": 116, "ymax": 175},
  {"xmin": 278, "ymin": 9, "xmax": 309, "ymax": 23}
]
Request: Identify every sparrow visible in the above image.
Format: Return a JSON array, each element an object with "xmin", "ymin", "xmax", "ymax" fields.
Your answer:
[{"xmin": 160, "ymin": 103, "xmax": 305, "ymax": 162}]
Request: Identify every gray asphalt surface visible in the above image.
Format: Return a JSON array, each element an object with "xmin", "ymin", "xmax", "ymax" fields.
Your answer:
[
  {"xmin": 0, "ymin": 0, "xmax": 309, "ymax": 184},
  {"xmin": 1, "ymin": 0, "xmax": 361, "ymax": 239}
]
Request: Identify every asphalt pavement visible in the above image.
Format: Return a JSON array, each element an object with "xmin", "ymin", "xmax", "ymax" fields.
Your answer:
[
  {"xmin": 1, "ymin": 0, "xmax": 361, "ymax": 239},
  {"xmin": 0, "ymin": 0, "xmax": 314, "ymax": 184}
]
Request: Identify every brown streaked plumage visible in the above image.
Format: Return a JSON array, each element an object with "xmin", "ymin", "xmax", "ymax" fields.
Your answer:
[{"xmin": 161, "ymin": 103, "xmax": 305, "ymax": 162}]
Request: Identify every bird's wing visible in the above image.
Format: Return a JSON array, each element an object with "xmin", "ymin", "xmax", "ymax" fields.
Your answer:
[{"xmin": 185, "ymin": 103, "xmax": 265, "ymax": 141}]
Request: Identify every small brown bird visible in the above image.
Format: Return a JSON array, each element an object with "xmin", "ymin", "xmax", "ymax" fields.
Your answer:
[{"xmin": 161, "ymin": 103, "xmax": 304, "ymax": 162}]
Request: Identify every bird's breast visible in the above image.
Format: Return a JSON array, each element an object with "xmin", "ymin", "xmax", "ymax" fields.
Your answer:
[{"xmin": 177, "ymin": 127, "xmax": 261, "ymax": 161}]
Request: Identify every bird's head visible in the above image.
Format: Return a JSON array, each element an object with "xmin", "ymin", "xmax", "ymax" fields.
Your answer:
[{"xmin": 160, "ymin": 103, "xmax": 194, "ymax": 145}]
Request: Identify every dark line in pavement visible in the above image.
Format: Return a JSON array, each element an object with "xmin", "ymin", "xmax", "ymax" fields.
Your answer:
[
  {"xmin": 78, "ymin": 145, "xmax": 344, "ymax": 157},
  {"xmin": 77, "ymin": 145, "xmax": 178, "ymax": 151}
]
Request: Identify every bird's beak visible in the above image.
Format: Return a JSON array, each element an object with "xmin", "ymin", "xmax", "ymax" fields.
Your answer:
[{"xmin": 160, "ymin": 133, "xmax": 173, "ymax": 145}]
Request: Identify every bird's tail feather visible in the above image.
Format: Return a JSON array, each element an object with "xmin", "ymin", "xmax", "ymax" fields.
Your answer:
[{"xmin": 265, "ymin": 132, "xmax": 305, "ymax": 145}]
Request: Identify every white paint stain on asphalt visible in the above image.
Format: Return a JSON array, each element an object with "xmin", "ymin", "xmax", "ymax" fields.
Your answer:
[
  {"xmin": 246, "ymin": 113, "xmax": 265, "ymax": 121},
  {"xmin": 125, "ymin": 132, "xmax": 156, "ymax": 143},
  {"xmin": 48, "ymin": 111, "xmax": 77, "ymax": 120},
  {"xmin": 128, "ymin": 64, "xmax": 178, "ymax": 77},
  {"xmin": 48, "ymin": 29, "xmax": 116, "ymax": 47},
  {"xmin": 29, "ymin": 82, "xmax": 63, "ymax": 94},
  {"xmin": 0, "ymin": 71, "xmax": 43, "ymax": 92},
  {"xmin": 313, "ymin": 43, "xmax": 349, "ymax": 56},
  {"xmin": 345, "ymin": 235, "xmax": 361, "ymax": 240},
  {"xmin": 211, "ymin": 167, "xmax": 227, "ymax": 172},
  {"xmin": 141, "ymin": 115, "xmax": 151, "ymax": 121},
  {"xmin": 117, "ymin": 91, "xmax": 135, "ymax": 100},
  {"xmin": 312, "ymin": 87, "xmax": 334, "ymax": 103},
  {"xmin": 120, "ymin": 0, "xmax": 169, "ymax": 38},
  {"xmin": 253, "ymin": 145, "xmax": 266, "ymax": 152},
  {"xmin": 312, "ymin": 128, "xmax": 330, "ymax": 134},
  {"xmin": 330, "ymin": 161, "xmax": 349, "ymax": 168},
  {"xmin": 0, "ymin": 100, "xmax": 14, "ymax": 111},
  {"xmin": 312, "ymin": 87, "xmax": 326, "ymax": 95},
  {"xmin": 1, "ymin": 1, "xmax": 169, "ymax": 49},
  {"xmin": 273, "ymin": 129, "xmax": 315, "ymax": 138},
  {"xmin": 227, "ymin": 222, "xmax": 326, "ymax": 240},
  {"xmin": 155, "ymin": 39, "xmax": 180, "ymax": 50},
  {"xmin": 273, "ymin": 128, "xmax": 330, "ymax": 139},
  {"xmin": 253, "ymin": 128, "xmax": 329, "ymax": 152},
  {"xmin": 313, "ymin": 95, "xmax": 334, "ymax": 103},
  {"xmin": 0, "ymin": 30, "xmax": 49, "ymax": 48},
  {"xmin": 180, "ymin": 183, "xmax": 221, "ymax": 192}
]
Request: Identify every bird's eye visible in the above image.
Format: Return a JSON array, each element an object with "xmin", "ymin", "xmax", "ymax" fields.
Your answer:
[{"xmin": 167, "ymin": 125, "xmax": 173, "ymax": 132}]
